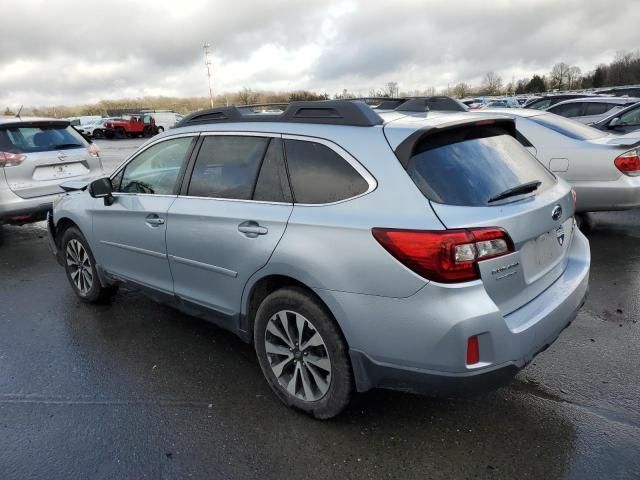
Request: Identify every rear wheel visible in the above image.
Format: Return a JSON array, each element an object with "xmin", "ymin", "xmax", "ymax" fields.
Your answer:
[
  {"xmin": 61, "ymin": 227, "xmax": 117, "ymax": 303},
  {"xmin": 157, "ymin": 126, "xmax": 164, "ymax": 133},
  {"xmin": 254, "ymin": 287, "xmax": 353, "ymax": 419},
  {"xmin": 115, "ymin": 128, "xmax": 126, "ymax": 139}
]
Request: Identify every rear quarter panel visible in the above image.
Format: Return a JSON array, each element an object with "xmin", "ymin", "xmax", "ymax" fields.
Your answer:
[
  {"xmin": 517, "ymin": 118, "xmax": 621, "ymax": 182},
  {"xmin": 249, "ymin": 127, "xmax": 444, "ymax": 298}
]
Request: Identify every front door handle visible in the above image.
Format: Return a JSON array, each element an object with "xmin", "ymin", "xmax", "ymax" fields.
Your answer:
[
  {"xmin": 145, "ymin": 214, "xmax": 165, "ymax": 227},
  {"xmin": 238, "ymin": 221, "xmax": 268, "ymax": 238}
]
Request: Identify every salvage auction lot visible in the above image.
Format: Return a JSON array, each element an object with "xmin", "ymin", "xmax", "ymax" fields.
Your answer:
[{"xmin": 0, "ymin": 140, "xmax": 639, "ymax": 479}]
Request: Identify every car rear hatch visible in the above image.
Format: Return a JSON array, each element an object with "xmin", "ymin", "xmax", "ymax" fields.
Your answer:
[
  {"xmin": 0, "ymin": 120, "xmax": 100, "ymax": 199},
  {"xmin": 391, "ymin": 118, "xmax": 575, "ymax": 315}
]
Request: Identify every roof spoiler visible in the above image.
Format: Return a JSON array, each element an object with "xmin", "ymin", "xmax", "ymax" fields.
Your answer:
[{"xmin": 394, "ymin": 117, "xmax": 518, "ymax": 167}]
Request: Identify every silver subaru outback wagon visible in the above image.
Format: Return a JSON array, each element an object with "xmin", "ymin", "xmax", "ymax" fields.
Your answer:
[{"xmin": 47, "ymin": 100, "xmax": 590, "ymax": 419}]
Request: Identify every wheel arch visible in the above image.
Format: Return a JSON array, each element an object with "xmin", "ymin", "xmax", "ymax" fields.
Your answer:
[
  {"xmin": 53, "ymin": 216, "xmax": 80, "ymax": 250},
  {"xmin": 241, "ymin": 273, "xmax": 349, "ymax": 348}
]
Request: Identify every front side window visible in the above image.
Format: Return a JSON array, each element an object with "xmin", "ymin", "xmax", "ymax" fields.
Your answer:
[
  {"xmin": 283, "ymin": 139, "xmax": 369, "ymax": 204},
  {"xmin": 187, "ymin": 135, "xmax": 270, "ymax": 200},
  {"xmin": 619, "ymin": 106, "xmax": 640, "ymax": 125},
  {"xmin": 118, "ymin": 137, "xmax": 193, "ymax": 194}
]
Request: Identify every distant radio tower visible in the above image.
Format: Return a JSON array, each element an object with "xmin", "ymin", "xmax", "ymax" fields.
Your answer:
[{"xmin": 203, "ymin": 43, "xmax": 214, "ymax": 108}]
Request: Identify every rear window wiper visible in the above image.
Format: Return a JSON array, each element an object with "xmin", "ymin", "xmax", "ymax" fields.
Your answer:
[{"xmin": 487, "ymin": 180, "xmax": 542, "ymax": 204}]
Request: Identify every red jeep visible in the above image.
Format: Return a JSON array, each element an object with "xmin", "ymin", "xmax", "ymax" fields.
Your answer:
[{"xmin": 103, "ymin": 115, "xmax": 157, "ymax": 139}]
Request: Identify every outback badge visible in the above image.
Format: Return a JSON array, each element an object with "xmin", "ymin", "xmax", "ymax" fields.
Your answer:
[{"xmin": 556, "ymin": 226, "xmax": 565, "ymax": 247}]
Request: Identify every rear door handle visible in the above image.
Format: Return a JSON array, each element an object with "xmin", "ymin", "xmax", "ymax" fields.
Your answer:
[
  {"xmin": 238, "ymin": 221, "xmax": 268, "ymax": 237},
  {"xmin": 145, "ymin": 214, "xmax": 165, "ymax": 227}
]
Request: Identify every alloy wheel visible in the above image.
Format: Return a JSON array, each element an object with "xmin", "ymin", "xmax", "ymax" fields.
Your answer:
[
  {"xmin": 264, "ymin": 310, "xmax": 332, "ymax": 402},
  {"xmin": 66, "ymin": 239, "xmax": 93, "ymax": 295}
]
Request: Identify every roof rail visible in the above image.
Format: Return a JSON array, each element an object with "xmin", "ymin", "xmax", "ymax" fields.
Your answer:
[
  {"xmin": 176, "ymin": 100, "xmax": 383, "ymax": 128},
  {"xmin": 394, "ymin": 96, "xmax": 467, "ymax": 113}
]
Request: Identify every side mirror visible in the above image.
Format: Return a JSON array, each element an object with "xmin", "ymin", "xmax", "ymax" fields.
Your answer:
[
  {"xmin": 89, "ymin": 177, "xmax": 114, "ymax": 205},
  {"xmin": 608, "ymin": 117, "xmax": 621, "ymax": 128}
]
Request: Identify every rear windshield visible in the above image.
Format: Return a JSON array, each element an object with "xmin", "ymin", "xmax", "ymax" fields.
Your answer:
[
  {"xmin": 0, "ymin": 124, "xmax": 87, "ymax": 153},
  {"xmin": 531, "ymin": 113, "xmax": 605, "ymax": 141},
  {"xmin": 407, "ymin": 133, "xmax": 556, "ymax": 206}
]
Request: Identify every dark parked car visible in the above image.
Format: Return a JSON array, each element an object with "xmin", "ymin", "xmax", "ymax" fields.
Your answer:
[{"xmin": 524, "ymin": 94, "xmax": 599, "ymax": 110}]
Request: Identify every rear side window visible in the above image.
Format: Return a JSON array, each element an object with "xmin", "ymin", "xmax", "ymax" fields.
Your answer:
[
  {"xmin": 283, "ymin": 139, "xmax": 369, "ymax": 204},
  {"xmin": 188, "ymin": 135, "xmax": 269, "ymax": 200},
  {"xmin": 0, "ymin": 124, "xmax": 86, "ymax": 153},
  {"xmin": 549, "ymin": 102, "xmax": 583, "ymax": 117},
  {"xmin": 253, "ymin": 138, "xmax": 292, "ymax": 203},
  {"xmin": 406, "ymin": 132, "xmax": 556, "ymax": 206},
  {"xmin": 583, "ymin": 102, "xmax": 611, "ymax": 116},
  {"xmin": 526, "ymin": 98, "xmax": 554, "ymax": 110},
  {"xmin": 531, "ymin": 113, "xmax": 605, "ymax": 140}
]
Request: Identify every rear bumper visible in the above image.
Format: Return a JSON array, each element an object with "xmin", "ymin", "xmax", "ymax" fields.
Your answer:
[
  {"xmin": 0, "ymin": 188, "xmax": 58, "ymax": 224},
  {"xmin": 315, "ymin": 229, "xmax": 590, "ymax": 396},
  {"xmin": 573, "ymin": 175, "xmax": 640, "ymax": 212}
]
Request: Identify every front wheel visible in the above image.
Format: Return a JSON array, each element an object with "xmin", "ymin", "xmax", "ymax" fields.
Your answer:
[
  {"xmin": 61, "ymin": 227, "xmax": 117, "ymax": 303},
  {"xmin": 156, "ymin": 126, "xmax": 164, "ymax": 133},
  {"xmin": 93, "ymin": 129, "xmax": 104, "ymax": 139},
  {"xmin": 254, "ymin": 287, "xmax": 353, "ymax": 419}
]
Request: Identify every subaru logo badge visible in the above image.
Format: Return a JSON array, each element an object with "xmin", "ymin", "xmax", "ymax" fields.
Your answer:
[{"xmin": 551, "ymin": 205, "xmax": 562, "ymax": 221}]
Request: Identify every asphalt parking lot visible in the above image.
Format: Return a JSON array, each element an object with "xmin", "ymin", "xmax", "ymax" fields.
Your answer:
[{"xmin": 0, "ymin": 139, "xmax": 639, "ymax": 479}]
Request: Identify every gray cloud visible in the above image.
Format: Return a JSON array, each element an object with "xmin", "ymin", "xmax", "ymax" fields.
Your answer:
[{"xmin": 1, "ymin": 0, "xmax": 639, "ymax": 107}]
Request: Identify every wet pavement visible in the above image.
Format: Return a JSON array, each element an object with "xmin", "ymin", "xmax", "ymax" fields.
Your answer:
[{"xmin": 0, "ymin": 140, "xmax": 639, "ymax": 479}]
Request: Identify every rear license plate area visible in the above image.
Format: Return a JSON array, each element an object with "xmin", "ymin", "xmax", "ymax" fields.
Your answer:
[
  {"xmin": 520, "ymin": 218, "xmax": 574, "ymax": 282},
  {"xmin": 33, "ymin": 163, "xmax": 89, "ymax": 181}
]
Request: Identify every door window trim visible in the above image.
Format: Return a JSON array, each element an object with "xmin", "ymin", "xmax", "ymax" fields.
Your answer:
[
  {"xmin": 176, "ymin": 131, "xmax": 290, "ymax": 205},
  {"xmin": 109, "ymin": 133, "xmax": 199, "ymax": 198}
]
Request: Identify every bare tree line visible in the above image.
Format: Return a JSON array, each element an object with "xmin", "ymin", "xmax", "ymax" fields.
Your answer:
[{"xmin": 6, "ymin": 50, "xmax": 640, "ymax": 117}]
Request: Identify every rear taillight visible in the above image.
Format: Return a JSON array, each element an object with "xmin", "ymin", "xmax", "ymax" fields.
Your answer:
[
  {"xmin": 87, "ymin": 143, "xmax": 100, "ymax": 158},
  {"xmin": 614, "ymin": 149, "xmax": 640, "ymax": 176},
  {"xmin": 372, "ymin": 227, "xmax": 514, "ymax": 283},
  {"xmin": 0, "ymin": 151, "xmax": 26, "ymax": 167}
]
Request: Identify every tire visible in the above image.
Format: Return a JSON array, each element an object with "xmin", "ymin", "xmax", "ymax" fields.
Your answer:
[
  {"xmin": 104, "ymin": 130, "xmax": 114, "ymax": 139},
  {"xmin": 254, "ymin": 287, "xmax": 353, "ymax": 419},
  {"xmin": 61, "ymin": 227, "xmax": 117, "ymax": 304},
  {"xmin": 93, "ymin": 129, "xmax": 104, "ymax": 139},
  {"xmin": 157, "ymin": 126, "xmax": 164, "ymax": 133},
  {"xmin": 115, "ymin": 128, "xmax": 126, "ymax": 139}
]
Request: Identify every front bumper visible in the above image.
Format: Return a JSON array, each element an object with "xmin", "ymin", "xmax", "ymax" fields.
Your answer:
[
  {"xmin": 314, "ymin": 229, "xmax": 590, "ymax": 396},
  {"xmin": 574, "ymin": 174, "xmax": 640, "ymax": 212},
  {"xmin": 46, "ymin": 212, "xmax": 62, "ymax": 264}
]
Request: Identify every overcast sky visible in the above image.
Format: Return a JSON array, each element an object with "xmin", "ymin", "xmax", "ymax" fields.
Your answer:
[{"xmin": 1, "ymin": 0, "xmax": 639, "ymax": 107}]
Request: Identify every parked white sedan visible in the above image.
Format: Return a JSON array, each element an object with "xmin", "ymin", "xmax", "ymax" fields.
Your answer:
[{"xmin": 472, "ymin": 109, "xmax": 640, "ymax": 212}]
